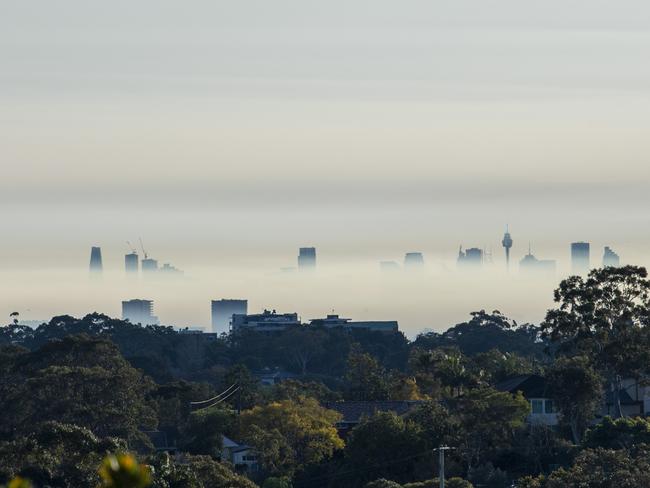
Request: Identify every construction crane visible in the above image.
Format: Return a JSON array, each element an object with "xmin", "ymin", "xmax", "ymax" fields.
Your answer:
[
  {"xmin": 126, "ymin": 241, "xmax": 137, "ymax": 254},
  {"xmin": 139, "ymin": 237, "xmax": 148, "ymax": 259}
]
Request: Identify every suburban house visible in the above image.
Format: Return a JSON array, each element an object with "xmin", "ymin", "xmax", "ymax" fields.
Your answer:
[
  {"xmin": 495, "ymin": 374, "xmax": 559, "ymax": 426},
  {"xmin": 603, "ymin": 378, "xmax": 648, "ymax": 418},
  {"xmin": 324, "ymin": 400, "xmax": 423, "ymax": 436},
  {"xmin": 221, "ymin": 435, "xmax": 259, "ymax": 472}
]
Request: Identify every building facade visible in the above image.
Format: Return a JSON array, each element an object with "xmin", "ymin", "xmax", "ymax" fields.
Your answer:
[
  {"xmin": 122, "ymin": 299, "xmax": 159, "ymax": 325},
  {"xmin": 309, "ymin": 314, "xmax": 399, "ymax": 333},
  {"xmin": 125, "ymin": 252, "xmax": 139, "ymax": 274},
  {"xmin": 404, "ymin": 252, "xmax": 424, "ymax": 269},
  {"xmin": 231, "ymin": 309, "xmax": 300, "ymax": 332},
  {"xmin": 89, "ymin": 246, "xmax": 103, "ymax": 274},
  {"xmin": 211, "ymin": 299, "xmax": 248, "ymax": 334},
  {"xmin": 603, "ymin": 246, "xmax": 621, "ymax": 267},
  {"xmin": 298, "ymin": 247, "xmax": 316, "ymax": 270},
  {"xmin": 571, "ymin": 242, "xmax": 590, "ymax": 274}
]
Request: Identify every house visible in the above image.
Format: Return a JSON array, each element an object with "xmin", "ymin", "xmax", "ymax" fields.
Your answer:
[
  {"xmin": 221, "ymin": 435, "xmax": 259, "ymax": 472},
  {"xmin": 603, "ymin": 378, "xmax": 647, "ymax": 418},
  {"xmin": 324, "ymin": 400, "xmax": 423, "ymax": 436},
  {"xmin": 495, "ymin": 375, "xmax": 559, "ymax": 426}
]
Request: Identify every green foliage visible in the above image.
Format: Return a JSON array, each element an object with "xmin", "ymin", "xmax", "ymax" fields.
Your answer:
[
  {"xmin": 0, "ymin": 422, "xmax": 125, "ymax": 487},
  {"xmin": 409, "ymin": 348, "xmax": 476, "ymax": 397},
  {"xmin": 148, "ymin": 453, "xmax": 257, "ymax": 488},
  {"xmin": 413, "ymin": 311, "xmax": 544, "ymax": 358},
  {"xmin": 345, "ymin": 346, "xmax": 390, "ymax": 400},
  {"xmin": 542, "ymin": 266, "xmax": 650, "ymax": 404},
  {"xmin": 406, "ymin": 401, "xmax": 459, "ymax": 450},
  {"xmin": 542, "ymin": 446, "xmax": 650, "ymax": 487},
  {"xmin": 99, "ymin": 454, "xmax": 151, "ymax": 488},
  {"xmin": 363, "ymin": 478, "xmax": 473, "ymax": 488},
  {"xmin": 583, "ymin": 416, "xmax": 650, "ymax": 450},
  {"xmin": 345, "ymin": 412, "xmax": 429, "ymax": 485},
  {"xmin": 404, "ymin": 478, "xmax": 473, "ymax": 488},
  {"xmin": 179, "ymin": 407, "xmax": 234, "ymax": 457},
  {"xmin": 262, "ymin": 476, "xmax": 293, "ymax": 488},
  {"xmin": 364, "ymin": 480, "xmax": 402, "ymax": 488},
  {"xmin": 472, "ymin": 349, "xmax": 538, "ymax": 384},
  {"xmin": 546, "ymin": 356, "xmax": 603, "ymax": 443},
  {"xmin": 0, "ymin": 335, "xmax": 157, "ymax": 445},
  {"xmin": 239, "ymin": 396, "xmax": 343, "ymax": 476},
  {"xmin": 269, "ymin": 379, "xmax": 341, "ymax": 403},
  {"xmin": 451, "ymin": 387, "xmax": 530, "ymax": 470}
]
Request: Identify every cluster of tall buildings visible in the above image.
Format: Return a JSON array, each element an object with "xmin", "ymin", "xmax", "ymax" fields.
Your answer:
[
  {"xmin": 121, "ymin": 297, "xmax": 397, "ymax": 335},
  {"xmin": 88, "ymin": 244, "xmax": 183, "ymax": 277}
]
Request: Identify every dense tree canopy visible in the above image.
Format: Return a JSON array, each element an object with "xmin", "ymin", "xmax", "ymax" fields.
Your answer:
[{"xmin": 239, "ymin": 397, "xmax": 344, "ymax": 477}]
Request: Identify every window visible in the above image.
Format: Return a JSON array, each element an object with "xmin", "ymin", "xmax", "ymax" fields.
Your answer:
[
  {"xmin": 531, "ymin": 399, "xmax": 544, "ymax": 414},
  {"xmin": 545, "ymin": 400, "xmax": 555, "ymax": 414}
]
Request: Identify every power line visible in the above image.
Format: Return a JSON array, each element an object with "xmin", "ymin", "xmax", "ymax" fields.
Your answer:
[
  {"xmin": 190, "ymin": 383, "xmax": 237, "ymax": 406},
  {"xmin": 192, "ymin": 386, "xmax": 241, "ymax": 412}
]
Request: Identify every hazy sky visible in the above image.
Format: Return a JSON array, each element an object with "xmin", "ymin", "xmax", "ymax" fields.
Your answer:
[{"xmin": 2, "ymin": 1, "xmax": 650, "ymax": 333}]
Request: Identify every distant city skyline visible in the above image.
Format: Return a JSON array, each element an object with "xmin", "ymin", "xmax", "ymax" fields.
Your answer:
[{"xmin": 3, "ymin": 0, "xmax": 650, "ymax": 336}]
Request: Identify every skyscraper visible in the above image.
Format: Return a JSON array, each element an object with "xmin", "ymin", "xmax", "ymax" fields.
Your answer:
[
  {"xmin": 298, "ymin": 247, "xmax": 316, "ymax": 270},
  {"xmin": 519, "ymin": 245, "xmax": 556, "ymax": 275},
  {"xmin": 571, "ymin": 242, "xmax": 590, "ymax": 274},
  {"xmin": 457, "ymin": 246, "xmax": 483, "ymax": 268},
  {"xmin": 211, "ymin": 299, "xmax": 248, "ymax": 334},
  {"xmin": 125, "ymin": 252, "xmax": 139, "ymax": 274},
  {"xmin": 603, "ymin": 246, "xmax": 620, "ymax": 267},
  {"xmin": 122, "ymin": 299, "xmax": 159, "ymax": 325},
  {"xmin": 404, "ymin": 252, "xmax": 424, "ymax": 270},
  {"xmin": 141, "ymin": 258, "xmax": 159, "ymax": 274},
  {"xmin": 502, "ymin": 227, "xmax": 513, "ymax": 270},
  {"xmin": 89, "ymin": 246, "xmax": 103, "ymax": 274}
]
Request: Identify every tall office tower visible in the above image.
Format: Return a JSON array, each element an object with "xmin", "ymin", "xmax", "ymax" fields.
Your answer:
[
  {"xmin": 122, "ymin": 299, "xmax": 159, "ymax": 325},
  {"xmin": 571, "ymin": 242, "xmax": 590, "ymax": 274},
  {"xmin": 141, "ymin": 258, "xmax": 159, "ymax": 274},
  {"xmin": 298, "ymin": 247, "xmax": 316, "ymax": 270},
  {"xmin": 125, "ymin": 252, "xmax": 139, "ymax": 274},
  {"xmin": 211, "ymin": 299, "xmax": 248, "ymax": 334},
  {"xmin": 404, "ymin": 252, "xmax": 424, "ymax": 269},
  {"xmin": 502, "ymin": 227, "xmax": 513, "ymax": 270},
  {"xmin": 457, "ymin": 246, "xmax": 483, "ymax": 267},
  {"xmin": 519, "ymin": 244, "xmax": 557, "ymax": 275},
  {"xmin": 603, "ymin": 246, "xmax": 621, "ymax": 267},
  {"xmin": 89, "ymin": 246, "xmax": 103, "ymax": 274}
]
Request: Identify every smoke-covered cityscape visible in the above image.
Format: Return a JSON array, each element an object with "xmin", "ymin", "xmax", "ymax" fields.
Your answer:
[{"xmin": 4, "ymin": 1, "xmax": 650, "ymax": 487}]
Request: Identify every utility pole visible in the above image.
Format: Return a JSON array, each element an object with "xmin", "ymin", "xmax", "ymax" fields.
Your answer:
[{"xmin": 435, "ymin": 446, "xmax": 454, "ymax": 488}]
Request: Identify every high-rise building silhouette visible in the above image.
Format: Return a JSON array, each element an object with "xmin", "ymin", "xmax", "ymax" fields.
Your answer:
[
  {"xmin": 298, "ymin": 247, "xmax": 316, "ymax": 270},
  {"xmin": 603, "ymin": 246, "xmax": 620, "ymax": 267},
  {"xmin": 122, "ymin": 299, "xmax": 159, "ymax": 325},
  {"xmin": 404, "ymin": 252, "xmax": 424, "ymax": 270},
  {"xmin": 502, "ymin": 227, "xmax": 513, "ymax": 270},
  {"xmin": 211, "ymin": 299, "xmax": 248, "ymax": 334},
  {"xmin": 89, "ymin": 246, "xmax": 103, "ymax": 274},
  {"xmin": 458, "ymin": 246, "xmax": 483, "ymax": 267},
  {"xmin": 519, "ymin": 244, "xmax": 556, "ymax": 275},
  {"xmin": 571, "ymin": 242, "xmax": 590, "ymax": 274},
  {"xmin": 141, "ymin": 258, "xmax": 159, "ymax": 274},
  {"xmin": 125, "ymin": 252, "xmax": 139, "ymax": 274}
]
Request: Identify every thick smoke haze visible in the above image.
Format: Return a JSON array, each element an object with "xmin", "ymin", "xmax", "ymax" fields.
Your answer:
[{"xmin": 2, "ymin": 0, "xmax": 650, "ymax": 334}]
